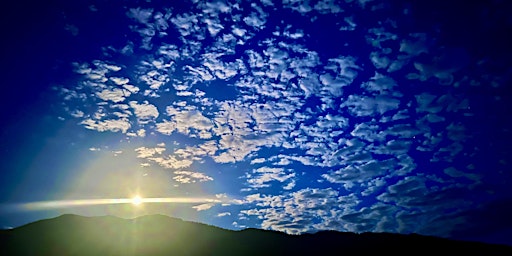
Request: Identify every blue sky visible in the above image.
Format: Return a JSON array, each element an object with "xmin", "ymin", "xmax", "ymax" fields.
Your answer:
[{"xmin": 1, "ymin": 0, "xmax": 512, "ymax": 247}]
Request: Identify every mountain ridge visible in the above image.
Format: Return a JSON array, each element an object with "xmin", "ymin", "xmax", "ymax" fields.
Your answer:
[{"xmin": 1, "ymin": 214, "xmax": 511, "ymax": 255}]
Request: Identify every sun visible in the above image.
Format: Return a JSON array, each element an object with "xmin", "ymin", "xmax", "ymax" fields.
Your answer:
[{"xmin": 131, "ymin": 195, "xmax": 143, "ymax": 206}]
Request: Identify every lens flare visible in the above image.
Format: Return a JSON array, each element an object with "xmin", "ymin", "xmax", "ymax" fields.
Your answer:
[
  {"xmin": 131, "ymin": 196, "xmax": 142, "ymax": 206},
  {"xmin": 12, "ymin": 197, "xmax": 225, "ymax": 211}
]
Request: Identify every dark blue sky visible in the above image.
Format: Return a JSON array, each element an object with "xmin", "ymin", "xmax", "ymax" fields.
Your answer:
[{"xmin": 1, "ymin": 0, "xmax": 512, "ymax": 247}]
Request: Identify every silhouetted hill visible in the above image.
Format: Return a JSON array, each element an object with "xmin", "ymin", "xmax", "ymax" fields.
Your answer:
[{"xmin": 1, "ymin": 214, "xmax": 511, "ymax": 255}]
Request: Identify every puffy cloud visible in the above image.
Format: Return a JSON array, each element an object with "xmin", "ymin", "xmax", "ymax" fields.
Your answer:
[
  {"xmin": 96, "ymin": 88, "xmax": 130, "ymax": 103},
  {"xmin": 341, "ymin": 94, "xmax": 401, "ymax": 117},
  {"xmin": 173, "ymin": 170, "xmax": 213, "ymax": 183},
  {"xmin": 246, "ymin": 167, "xmax": 296, "ymax": 189},
  {"xmin": 192, "ymin": 203, "xmax": 215, "ymax": 211},
  {"xmin": 157, "ymin": 105, "xmax": 214, "ymax": 139},
  {"xmin": 110, "ymin": 77, "xmax": 130, "ymax": 85},
  {"xmin": 135, "ymin": 146, "xmax": 165, "ymax": 158},
  {"xmin": 126, "ymin": 8, "xmax": 153, "ymax": 24},
  {"xmin": 321, "ymin": 159, "xmax": 395, "ymax": 187},
  {"xmin": 243, "ymin": 12, "xmax": 266, "ymax": 30},
  {"xmin": 155, "ymin": 120, "xmax": 176, "ymax": 135},
  {"xmin": 53, "ymin": 1, "xmax": 497, "ymax": 242},
  {"xmin": 129, "ymin": 101, "xmax": 159, "ymax": 124},
  {"xmin": 81, "ymin": 118, "xmax": 131, "ymax": 133},
  {"xmin": 217, "ymin": 212, "xmax": 231, "ymax": 217},
  {"xmin": 171, "ymin": 13, "xmax": 201, "ymax": 37},
  {"xmin": 150, "ymin": 156, "xmax": 193, "ymax": 169},
  {"xmin": 241, "ymin": 188, "xmax": 346, "ymax": 234},
  {"xmin": 362, "ymin": 73, "xmax": 397, "ymax": 93}
]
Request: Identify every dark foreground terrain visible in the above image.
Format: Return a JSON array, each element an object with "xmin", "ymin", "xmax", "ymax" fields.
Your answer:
[{"xmin": 1, "ymin": 214, "xmax": 511, "ymax": 255}]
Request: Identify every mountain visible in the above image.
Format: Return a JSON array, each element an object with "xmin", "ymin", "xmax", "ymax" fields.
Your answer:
[{"xmin": 1, "ymin": 214, "xmax": 511, "ymax": 255}]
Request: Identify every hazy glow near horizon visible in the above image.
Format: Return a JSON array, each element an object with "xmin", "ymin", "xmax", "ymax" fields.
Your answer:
[{"xmin": 14, "ymin": 197, "xmax": 223, "ymax": 210}]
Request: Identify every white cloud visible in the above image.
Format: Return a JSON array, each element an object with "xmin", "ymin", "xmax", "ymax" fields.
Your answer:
[
  {"xmin": 122, "ymin": 84, "xmax": 140, "ymax": 94},
  {"xmin": 186, "ymin": 65, "xmax": 215, "ymax": 81},
  {"xmin": 127, "ymin": 8, "xmax": 154, "ymax": 24},
  {"xmin": 150, "ymin": 156, "xmax": 193, "ymax": 169},
  {"xmin": 139, "ymin": 69, "xmax": 169, "ymax": 90},
  {"xmin": 232, "ymin": 26, "xmax": 247, "ymax": 37},
  {"xmin": 70, "ymin": 110, "xmax": 84, "ymax": 118},
  {"xmin": 217, "ymin": 212, "xmax": 231, "ymax": 217},
  {"xmin": 247, "ymin": 167, "xmax": 295, "ymax": 189},
  {"xmin": 81, "ymin": 118, "xmax": 131, "ymax": 133},
  {"xmin": 129, "ymin": 101, "xmax": 159, "ymax": 124},
  {"xmin": 241, "ymin": 188, "xmax": 346, "ymax": 234},
  {"xmin": 350, "ymin": 123, "xmax": 384, "ymax": 142},
  {"xmin": 250, "ymin": 158, "xmax": 267, "ymax": 164},
  {"xmin": 341, "ymin": 94, "xmax": 401, "ymax": 117},
  {"xmin": 362, "ymin": 73, "xmax": 397, "ymax": 92},
  {"xmin": 156, "ymin": 120, "xmax": 177, "ymax": 135},
  {"xmin": 96, "ymin": 88, "xmax": 130, "ymax": 103},
  {"xmin": 192, "ymin": 203, "xmax": 215, "ymax": 211},
  {"xmin": 282, "ymin": 0, "xmax": 312, "ymax": 14},
  {"xmin": 135, "ymin": 146, "xmax": 166, "ymax": 158},
  {"xmin": 171, "ymin": 13, "xmax": 200, "ymax": 37},
  {"xmin": 137, "ymin": 129, "xmax": 146, "ymax": 137},
  {"xmin": 163, "ymin": 105, "xmax": 214, "ymax": 138},
  {"xmin": 173, "ymin": 170, "xmax": 213, "ymax": 183},
  {"xmin": 110, "ymin": 77, "xmax": 129, "ymax": 85},
  {"xmin": 243, "ymin": 12, "xmax": 266, "ymax": 29},
  {"xmin": 204, "ymin": 17, "xmax": 224, "ymax": 37}
]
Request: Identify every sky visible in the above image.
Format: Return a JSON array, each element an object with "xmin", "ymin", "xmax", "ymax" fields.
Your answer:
[{"xmin": 1, "ymin": 0, "xmax": 512, "ymax": 247}]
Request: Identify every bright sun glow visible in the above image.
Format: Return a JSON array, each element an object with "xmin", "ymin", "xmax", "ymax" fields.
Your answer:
[{"xmin": 131, "ymin": 196, "xmax": 142, "ymax": 206}]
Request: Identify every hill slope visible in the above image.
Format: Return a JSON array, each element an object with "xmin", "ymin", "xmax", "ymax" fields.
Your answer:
[{"xmin": 1, "ymin": 214, "xmax": 511, "ymax": 255}]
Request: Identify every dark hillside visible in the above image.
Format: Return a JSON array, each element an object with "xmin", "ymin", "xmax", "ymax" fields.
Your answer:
[{"xmin": 1, "ymin": 214, "xmax": 511, "ymax": 255}]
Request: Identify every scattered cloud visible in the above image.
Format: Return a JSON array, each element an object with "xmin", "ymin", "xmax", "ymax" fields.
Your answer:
[
  {"xmin": 193, "ymin": 203, "xmax": 215, "ymax": 211},
  {"xmin": 217, "ymin": 212, "xmax": 231, "ymax": 217},
  {"xmin": 173, "ymin": 170, "xmax": 213, "ymax": 183},
  {"xmin": 53, "ymin": 0, "xmax": 505, "ymax": 243}
]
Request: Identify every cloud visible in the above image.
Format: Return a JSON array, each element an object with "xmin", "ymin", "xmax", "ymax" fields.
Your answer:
[
  {"xmin": 341, "ymin": 94, "xmax": 401, "ymax": 117},
  {"xmin": 135, "ymin": 146, "xmax": 166, "ymax": 158},
  {"xmin": 149, "ymin": 156, "xmax": 193, "ymax": 169},
  {"xmin": 399, "ymin": 33, "xmax": 429, "ymax": 56},
  {"xmin": 129, "ymin": 101, "xmax": 159, "ymax": 124},
  {"xmin": 110, "ymin": 77, "xmax": 130, "ymax": 85},
  {"xmin": 246, "ymin": 167, "xmax": 296, "ymax": 189},
  {"xmin": 321, "ymin": 159, "xmax": 394, "ymax": 187},
  {"xmin": 71, "ymin": 110, "xmax": 85, "ymax": 118},
  {"xmin": 52, "ymin": 1, "xmax": 498, "ymax": 243},
  {"xmin": 81, "ymin": 118, "xmax": 131, "ymax": 133},
  {"xmin": 171, "ymin": 13, "xmax": 201, "ymax": 37},
  {"xmin": 127, "ymin": 8, "xmax": 154, "ymax": 24},
  {"xmin": 241, "ymin": 188, "xmax": 346, "ymax": 234},
  {"xmin": 192, "ymin": 203, "xmax": 215, "ymax": 211},
  {"xmin": 96, "ymin": 88, "xmax": 131, "ymax": 103},
  {"xmin": 443, "ymin": 167, "xmax": 480, "ymax": 182},
  {"xmin": 217, "ymin": 212, "xmax": 231, "ymax": 217},
  {"xmin": 173, "ymin": 170, "xmax": 213, "ymax": 183},
  {"xmin": 282, "ymin": 0, "xmax": 312, "ymax": 14},
  {"xmin": 137, "ymin": 129, "xmax": 146, "ymax": 137},
  {"xmin": 243, "ymin": 12, "xmax": 266, "ymax": 30},
  {"xmin": 362, "ymin": 73, "xmax": 397, "ymax": 93},
  {"xmin": 155, "ymin": 120, "xmax": 176, "ymax": 135},
  {"xmin": 157, "ymin": 105, "xmax": 214, "ymax": 139}
]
